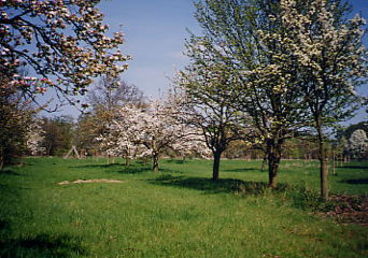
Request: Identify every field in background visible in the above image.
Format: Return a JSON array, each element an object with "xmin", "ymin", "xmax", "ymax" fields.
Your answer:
[{"xmin": 0, "ymin": 158, "xmax": 367, "ymax": 257}]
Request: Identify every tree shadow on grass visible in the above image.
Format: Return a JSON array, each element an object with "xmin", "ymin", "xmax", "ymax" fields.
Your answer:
[
  {"xmin": 160, "ymin": 168, "xmax": 184, "ymax": 174},
  {"xmin": 164, "ymin": 159, "xmax": 187, "ymax": 165},
  {"xmin": 222, "ymin": 168, "xmax": 259, "ymax": 173},
  {"xmin": 70, "ymin": 163, "xmax": 126, "ymax": 169},
  {"xmin": 114, "ymin": 166, "xmax": 152, "ymax": 174},
  {"xmin": 0, "ymin": 233, "xmax": 88, "ymax": 258},
  {"xmin": 0, "ymin": 184, "xmax": 30, "ymax": 196},
  {"xmin": 0, "ymin": 219, "xmax": 9, "ymax": 231},
  {"xmin": 148, "ymin": 175, "xmax": 287, "ymax": 195},
  {"xmin": 341, "ymin": 178, "xmax": 368, "ymax": 184},
  {"xmin": 341, "ymin": 165, "xmax": 368, "ymax": 169},
  {"xmin": 0, "ymin": 169, "xmax": 22, "ymax": 176},
  {"xmin": 70, "ymin": 163, "xmax": 152, "ymax": 174}
]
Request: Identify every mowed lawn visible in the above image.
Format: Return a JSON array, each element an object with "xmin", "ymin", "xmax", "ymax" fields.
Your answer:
[{"xmin": 0, "ymin": 158, "xmax": 367, "ymax": 257}]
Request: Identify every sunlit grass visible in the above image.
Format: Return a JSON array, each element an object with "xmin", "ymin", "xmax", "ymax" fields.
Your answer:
[{"xmin": 0, "ymin": 157, "xmax": 367, "ymax": 257}]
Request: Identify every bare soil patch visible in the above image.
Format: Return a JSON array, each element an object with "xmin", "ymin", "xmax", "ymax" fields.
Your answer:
[
  {"xmin": 318, "ymin": 194, "xmax": 368, "ymax": 226},
  {"xmin": 58, "ymin": 179, "xmax": 124, "ymax": 185}
]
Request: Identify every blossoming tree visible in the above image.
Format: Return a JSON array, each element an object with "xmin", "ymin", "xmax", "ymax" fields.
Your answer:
[
  {"xmin": 99, "ymin": 97, "xmax": 210, "ymax": 172},
  {"xmin": 279, "ymin": 0, "xmax": 368, "ymax": 199},
  {"xmin": 0, "ymin": 0, "xmax": 128, "ymax": 103},
  {"xmin": 76, "ymin": 76, "xmax": 143, "ymax": 156},
  {"xmin": 178, "ymin": 61, "xmax": 250, "ymax": 181},
  {"xmin": 0, "ymin": 86, "xmax": 35, "ymax": 169},
  {"xmin": 26, "ymin": 119, "xmax": 46, "ymax": 156},
  {"xmin": 189, "ymin": 0, "xmax": 367, "ymax": 194},
  {"xmin": 346, "ymin": 129, "xmax": 368, "ymax": 160},
  {"xmin": 190, "ymin": 0, "xmax": 309, "ymax": 186}
]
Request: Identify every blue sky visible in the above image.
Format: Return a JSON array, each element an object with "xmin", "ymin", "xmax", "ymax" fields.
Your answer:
[
  {"xmin": 354, "ymin": 0, "xmax": 368, "ymax": 15},
  {"xmin": 97, "ymin": 0, "xmax": 368, "ymax": 96},
  {"xmin": 43, "ymin": 0, "xmax": 367, "ymax": 123},
  {"xmin": 97, "ymin": 0, "xmax": 200, "ymax": 98}
]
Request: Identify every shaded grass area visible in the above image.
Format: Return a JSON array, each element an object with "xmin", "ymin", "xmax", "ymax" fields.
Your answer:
[
  {"xmin": 70, "ymin": 161, "xmax": 152, "ymax": 174},
  {"xmin": 343, "ymin": 178, "xmax": 368, "ymax": 184},
  {"xmin": 0, "ymin": 233, "xmax": 87, "ymax": 258},
  {"xmin": 0, "ymin": 157, "xmax": 367, "ymax": 257},
  {"xmin": 149, "ymin": 174, "xmax": 287, "ymax": 195}
]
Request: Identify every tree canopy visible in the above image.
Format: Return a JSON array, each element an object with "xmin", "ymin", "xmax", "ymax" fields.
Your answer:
[{"xmin": 1, "ymin": 0, "xmax": 128, "ymax": 105}]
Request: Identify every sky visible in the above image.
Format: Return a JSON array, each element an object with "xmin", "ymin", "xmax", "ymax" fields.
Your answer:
[
  {"xmin": 97, "ymin": 0, "xmax": 200, "ymax": 97},
  {"xmin": 41, "ymin": 0, "xmax": 368, "ymax": 124}
]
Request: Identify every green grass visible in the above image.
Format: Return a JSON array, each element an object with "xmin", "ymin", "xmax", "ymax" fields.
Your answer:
[{"xmin": 0, "ymin": 157, "xmax": 367, "ymax": 257}]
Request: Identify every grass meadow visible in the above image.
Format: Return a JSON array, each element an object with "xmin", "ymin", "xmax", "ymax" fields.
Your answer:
[{"xmin": 0, "ymin": 157, "xmax": 367, "ymax": 257}]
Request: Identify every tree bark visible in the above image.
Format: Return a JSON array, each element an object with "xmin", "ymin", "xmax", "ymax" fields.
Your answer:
[
  {"xmin": 266, "ymin": 139, "xmax": 283, "ymax": 188},
  {"xmin": 125, "ymin": 156, "xmax": 130, "ymax": 166},
  {"xmin": 152, "ymin": 154, "xmax": 159, "ymax": 173},
  {"xmin": 318, "ymin": 140, "xmax": 329, "ymax": 200},
  {"xmin": 316, "ymin": 118, "xmax": 329, "ymax": 200},
  {"xmin": 212, "ymin": 151, "xmax": 221, "ymax": 181}
]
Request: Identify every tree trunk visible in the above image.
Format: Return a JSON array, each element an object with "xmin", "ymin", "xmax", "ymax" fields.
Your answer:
[
  {"xmin": 318, "ymin": 140, "xmax": 329, "ymax": 200},
  {"xmin": 316, "ymin": 118, "xmax": 329, "ymax": 200},
  {"xmin": 125, "ymin": 156, "xmax": 130, "ymax": 166},
  {"xmin": 152, "ymin": 154, "xmax": 159, "ymax": 173},
  {"xmin": 212, "ymin": 151, "xmax": 221, "ymax": 181},
  {"xmin": 266, "ymin": 139, "xmax": 283, "ymax": 188}
]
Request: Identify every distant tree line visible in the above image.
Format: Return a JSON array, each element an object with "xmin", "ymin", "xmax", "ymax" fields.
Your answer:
[{"xmin": 25, "ymin": 115, "xmax": 368, "ymax": 163}]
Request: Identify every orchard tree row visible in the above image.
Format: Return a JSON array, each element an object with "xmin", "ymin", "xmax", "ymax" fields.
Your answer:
[{"xmin": 175, "ymin": 0, "xmax": 368, "ymax": 200}]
